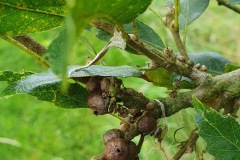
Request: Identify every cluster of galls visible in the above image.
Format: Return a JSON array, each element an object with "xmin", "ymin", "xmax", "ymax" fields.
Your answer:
[
  {"xmin": 102, "ymin": 113, "xmax": 159, "ymax": 160},
  {"xmin": 103, "ymin": 129, "xmax": 138, "ymax": 160},
  {"xmin": 101, "ymin": 102, "xmax": 160, "ymax": 159},
  {"xmin": 86, "ymin": 76, "xmax": 162, "ymax": 159},
  {"xmin": 87, "ymin": 76, "xmax": 122, "ymax": 115}
]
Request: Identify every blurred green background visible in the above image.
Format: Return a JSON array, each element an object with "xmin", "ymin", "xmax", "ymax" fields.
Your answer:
[{"xmin": 0, "ymin": 1, "xmax": 239, "ymax": 159}]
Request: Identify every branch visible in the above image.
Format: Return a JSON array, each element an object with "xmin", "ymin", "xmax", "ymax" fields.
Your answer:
[
  {"xmin": 91, "ymin": 20, "xmax": 210, "ymax": 86},
  {"xmin": 90, "ymin": 20, "xmax": 240, "ymax": 116},
  {"xmin": 160, "ymin": 69, "xmax": 240, "ymax": 116},
  {"xmin": 162, "ymin": 5, "xmax": 189, "ymax": 60},
  {"xmin": 216, "ymin": 0, "xmax": 240, "ymax": 14},
  {"xmin": 118, "ymin": 69, "xmax": 240, "ymax": 117},
  {"xmin": 13, "ymin": 35, "xmax": 46, "ymax": 55}
]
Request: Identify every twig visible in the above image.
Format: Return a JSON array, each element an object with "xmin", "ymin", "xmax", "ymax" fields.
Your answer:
[
  {"xmin": 91, "ymin": 19, "xmax": 212, "ymax": 86},
  {"xmin": 174, "ymin": 0, "xmax": 180, "ymax": 29},
  {"xmin": 131, "ymin": 20, "xmax": 138, "ymax": 39},
  {"xmin": 171, "ymin": 30, "xmax": 189, "ymax": 60},
  {"xmin": 172, "ymin": 128, "xmax": 199, "ymax": 160},
  {"xmin": 216, "ymin": 0, "xmax": 240, "ymax": 14},
  {"xmin": 1, "ymin": 36, "xmax": 49, "ymax": 68},
  {"xmin": 137, "ymin": 134, "xmax": 145, "ymax": 150},
  {"xmin": 13, "ymin": 35, "xmax": 46, "ymax": 55},
  {"xmin": 109, "ymin": 113, "xmax": 131, "ymax": 125},
  {"xmin": 164, "ymin": 4, "xmax": 189, "ymax": 60}
]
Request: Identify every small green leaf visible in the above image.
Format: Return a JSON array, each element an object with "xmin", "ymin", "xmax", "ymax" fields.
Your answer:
[
  {"xmin": 0, "ymin": 71, "xmax": 33, "ymax": 84},
  {"xmin": 143, "ymin": 67, "xmax": 173, "ymax": 88},
  {"xmin": 168, "ymin": 0, "xmax": 209, "ymax": 29},
  {"xmin": 189, "ymin": 52, "xmax": 230, "ymax": 75},
  {"xmin": 1, "ymin": 70, "xmax": 89, "ymax": 108},
  {"xmin": 69, "ymin": 65, "xmax": 143, "ymax": 78},
  {"xmin": 193, "ymin": 97, "xmax": 240, "ymax": 160},
  {"xmin": 124, "ymin": 20, "xmax": 165, "ymax": 51},
  {"xmin": 0, "ymin": 1, "xmax": 66, "ymax": 36},
  {"xmin": 224, "ymin": 63, "xmax": 240, "ymax": 73},
  {"xmin": 179, "ymin": 80, "xmax": 196, "ymax": 89}
]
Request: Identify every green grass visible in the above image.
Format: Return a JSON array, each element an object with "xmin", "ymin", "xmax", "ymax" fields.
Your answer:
[{"xmin": 0, "ymin": 0, "xmax": 239, "ymax": 159}]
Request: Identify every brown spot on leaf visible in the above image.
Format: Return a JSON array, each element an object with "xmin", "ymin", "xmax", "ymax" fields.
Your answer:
[{"xmin": 18, "ymin": 4, "xmax": 25, "ymax": 8}]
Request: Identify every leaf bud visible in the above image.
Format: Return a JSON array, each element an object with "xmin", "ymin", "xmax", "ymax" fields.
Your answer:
[
  {"xmin": 187, "ymin": 60, "xmax": 194, "ymax": 67},
  {"xmin": 195, "ymin": 63, "xmax": 201, "ymax": 69},
  {"xmin": 128, "ymin": 34, "xmax": 137, "ymax": 41},
  {"xmin": 201, "ymin": 65, "xmax": 207, "ymax": 72},
  {"xmin": 162, "ymin": 17, "xmax": 168, "ymax": 26},
  {"xmin": 177, "ymin": 55, "xmax": 186, "ymax": 62}
]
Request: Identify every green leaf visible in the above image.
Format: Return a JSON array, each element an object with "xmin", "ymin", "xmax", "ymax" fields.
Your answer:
[
  {"xmin": 79, "ymin": 35, "xmax": 96, "ymax": 56},
  {"xmin": 143, "ymin": 67, "xmax": 173, "ymax": 88},
  {"xmin": 124, "ymin": 20, "xmax": 165, "ymax": 51},
  {"xmin": 193, "ymin": 97, "xmax": 240, "ymax": 160},
  {"xmin": 1, "ymin": 70, "xmax": 89, "ymax": 108},
  {"xmin": 69, "ymin": 65, "xmax": 143, "ymax": 78},
  {"xmin": 189, "ymin": 52, "xmax": 230, "ymax": 75},
  {"xmin": 228, "ymin": 0, "xmax": 240, "ymax": 4},
  {"xmin": 0, "ymin": 1, "xmax": 66, "ymax": 36},
  {"xmin": 179, "ymin": 80, "xmax": 196, "ymax": 89},
  {"xmin": 168, "ymin": 0, "xmax": 209, "ymax": 29},
  {"xmin": 224, "ymin": 63, "xmax": 240, "ymax": 73},
  {"xmin": 0, "ymin": 71, "xmax": 33, "ymax": 84},
  {"xmin": 68, "ymin": 0, "xmax": 153, "ymax": 45},
  {"xmin": 70, "ymin": 0, "xmax": 153, "ymax": 27},
  {"xmin": 44, "ymin": 28, "xmax": 69, "ymax": 76}
]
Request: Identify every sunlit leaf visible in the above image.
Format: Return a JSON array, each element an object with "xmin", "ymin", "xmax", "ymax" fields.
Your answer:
[
  {"xmin": 0, "ymin": 1, "xmax": 66, "ymax": 36},
  {"xmin": 0, "ymin": 71, "xmax": 33, "ymax": 84},
  {"xmin": 193, "ymin": 97, "xmax": 240, "ymax": 160}
]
